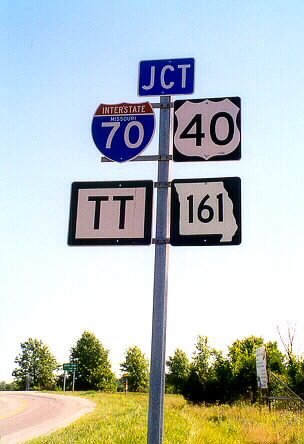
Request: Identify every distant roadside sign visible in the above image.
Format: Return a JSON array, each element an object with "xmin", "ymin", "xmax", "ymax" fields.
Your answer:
[
  {"xmin": 256, "ymin": 347, "xmax": 268, "ymax": 389},
  {"xmin": 91, "ymin": 102, "xmax": 155, "ymax": 163},
  {"xmin": 173, "ymin": 97, "xmax": 241, "ymax": 161},
  {"xmin": 68, "ymin": 181, "xmax": 153, "ymax": 246},
  {"xmin": 63, "ymin": 363, "xmax": 78, "ymax": 372},
  {"xmin": 170, "ymin": 177, "xmax": 241, "ymax": 246},
  {"xmin": 138, "ymin": 58, "xmax": 195, "ymax": 96}
]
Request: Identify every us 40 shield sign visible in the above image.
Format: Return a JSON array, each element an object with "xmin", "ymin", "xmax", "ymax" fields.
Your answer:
[{"xmin": 173, "ymin": 97, "xmax": 241, "ymax": 161}]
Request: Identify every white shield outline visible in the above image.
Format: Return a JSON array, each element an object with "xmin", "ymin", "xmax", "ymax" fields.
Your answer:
[{"xmin": 174, "ymin": 98, "xmax": 240, "ymax": 160}]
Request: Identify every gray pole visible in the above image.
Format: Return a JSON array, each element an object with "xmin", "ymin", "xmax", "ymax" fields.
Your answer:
[
  {"xmin": 25, "ymin": 374, "xmax": 30, "ymax": 391},
  {"xmin": 148, "ymin": 95, "xmax": 171, "ymax": 444},
  {"xmin": 72, "ymin": 371, "xmax": 75, "ymax": 392},
  {"xmin": 63, "ymin": 371, "xmax": 66, "ymax": 392}
]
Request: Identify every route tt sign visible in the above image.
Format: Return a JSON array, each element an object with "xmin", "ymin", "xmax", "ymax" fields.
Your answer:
[
  {"xmin": 68, "ymin": 181, "xmax": 153, "ymax": 246},
  {"xmin": 138, "ymin": 58, "xmax": 195, "ymax": 96}
]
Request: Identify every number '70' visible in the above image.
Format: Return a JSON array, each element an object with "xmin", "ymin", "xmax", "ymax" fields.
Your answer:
[{"xmin": 102, "ymin": 121, "xmax": 144, "ymax": 149}]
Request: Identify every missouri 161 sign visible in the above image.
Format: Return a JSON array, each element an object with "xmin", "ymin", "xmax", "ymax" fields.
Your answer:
[
  {"xmin": 170, "ymin": 177, "xmax": 241, "ymax": 246},
  {"xmin": 173, "ymin": 97, "xmax": 241, "ymax": 161},
  {"xmin": 91, "ymin": 102, "xmax": 155, "ymax": 162},
  {"xmin": 68, "ymin": 181, "xmax": 153, "ymax": 245}
]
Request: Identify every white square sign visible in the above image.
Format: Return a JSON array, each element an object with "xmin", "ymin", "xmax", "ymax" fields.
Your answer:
[{"xmin": 68, "ymin": 181, "xmax": 153, "ymax": 245}]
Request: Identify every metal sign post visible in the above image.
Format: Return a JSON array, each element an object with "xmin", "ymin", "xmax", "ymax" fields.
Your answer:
[
  {"xmin": 68, "ymin": 56, "xmax": 241, "ymax": 444},
  {"xmin": 148, "ymin": 96, "xmax": 171, "ymax": 444},
  {"xmin": 62, "ymin": 363, "xmax": 78, "ymax": 392},
  {"xmin": 72, "ymin": 371, "xmax": 76, "ymax": 392}
]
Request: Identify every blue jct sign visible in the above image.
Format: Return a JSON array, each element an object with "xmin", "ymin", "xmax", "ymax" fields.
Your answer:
[
  {"xmin": 138, "ymin": 58, "xmax": 195, "ymax": 96},
  {"xmin": 91, "ymin": 102, "xmax": 155, "ymax": 163}
]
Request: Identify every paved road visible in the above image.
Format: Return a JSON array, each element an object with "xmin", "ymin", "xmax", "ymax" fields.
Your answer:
[{"xmin": 0, "ymin": 391, "xmax": 95, "ymax": 443}]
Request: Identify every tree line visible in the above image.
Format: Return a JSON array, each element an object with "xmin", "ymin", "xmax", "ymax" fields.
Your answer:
[
  {"xmin": 9, "ymin": 331, "xmax": 149, "ymax": 393},
  {"xmin": 6, "ymin": 330, "xmax": 304, "ymax": 404},
  {"xmin": 166, "ymin": 335, "xmax": 304, "ymax": 404}
]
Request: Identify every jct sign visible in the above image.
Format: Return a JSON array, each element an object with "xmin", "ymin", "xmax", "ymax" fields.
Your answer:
[
  {"xmin": 68, "ymin": 181, "xmax": 153, "ymax": 245},
  {"xmin": 138, "ymin": 58, "xmax": 195, "ymax": 96},
  {"xmin": 173, "ymin": 97, "xmax": 241, "ymax": 161}
]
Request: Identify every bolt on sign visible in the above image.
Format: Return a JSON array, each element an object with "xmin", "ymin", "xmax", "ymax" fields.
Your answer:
[
  {"xmin": 256, "ymin": 347, "xmax": 268, "ymax": 389},
  {"xmin": 91, "ymin": 102, "xmax": 155, "ymax": 163},
  {"xmin": 170, "ymin": 177, "xmax": 241, "ymax": 246},
  {"xmin": 173, "ymin": 97, "xmax": 241, "ymax": 161},
  {"xmin": 63, "ymin": 363, "xmax": 78, "ymax": 371},
  {"xmin": 138, "ymin": 58, "xmax": 195, "ymax": 96},
  {"xmin": 68, "ymin": 181, "xmax": 153, "ymax": 246}
]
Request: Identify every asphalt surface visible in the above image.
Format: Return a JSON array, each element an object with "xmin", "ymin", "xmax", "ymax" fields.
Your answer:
[{"xmin": 0, "ymin": 391, "xmax": 95, "ymax": 443}]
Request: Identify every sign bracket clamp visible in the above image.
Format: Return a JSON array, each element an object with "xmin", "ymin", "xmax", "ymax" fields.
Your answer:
[
  {"xmin": 151, "ymin": 102, "xmax": 174, "ymax": 109},
  {"xmin": 154, "ymin": 181, "xmax": 171, "ymax": 188},
  {"xmin": 152, "ymin": 238, "xmax": 170, "ymax": 244},
  {"xmin": 101, "ymin": 155, "xmax": 172, "ymax": 163}
]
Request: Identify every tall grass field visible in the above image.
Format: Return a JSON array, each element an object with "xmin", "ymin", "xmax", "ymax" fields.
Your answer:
[{"xmin": 27, "ymin": 393, "xmax": 304, "ymax": 444}]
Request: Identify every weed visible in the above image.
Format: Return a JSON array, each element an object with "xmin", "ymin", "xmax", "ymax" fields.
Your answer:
[{"xmin": 25, "ymin": 393, "xmax": 304, "ymax": 444}]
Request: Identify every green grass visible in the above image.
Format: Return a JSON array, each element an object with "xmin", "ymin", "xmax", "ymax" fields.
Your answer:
[{"xmin": 26, "ymin": 392, "xmax": 304, "ymax": 444}]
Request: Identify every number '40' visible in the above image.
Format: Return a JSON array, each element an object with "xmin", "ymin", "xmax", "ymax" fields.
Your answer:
[
  {"xmin": 180, "ymin": 112, "xmax": 235, "ymax": 146},
  {"xmin": 187, "ymin": 193, "xmax": 224, "ymax": 223}
]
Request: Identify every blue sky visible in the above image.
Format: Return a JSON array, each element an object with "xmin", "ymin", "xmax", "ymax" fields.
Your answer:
[{"xmin": 1, "ymin": 0, "xmax": 304, "ymax": 381}]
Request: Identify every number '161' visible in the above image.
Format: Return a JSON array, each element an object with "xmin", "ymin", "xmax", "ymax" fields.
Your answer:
[{"xmin": 187, "ymin": 193, "xmax": 224, "ymax": 223}]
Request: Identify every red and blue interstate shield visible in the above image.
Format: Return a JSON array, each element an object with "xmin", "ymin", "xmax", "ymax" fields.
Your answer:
[{"xmin": 92, "ymin": 102, "xmax": 155, "ymax": 163}]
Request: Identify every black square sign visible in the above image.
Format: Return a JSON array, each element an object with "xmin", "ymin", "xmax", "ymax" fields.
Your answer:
[
  {"xmin": 170, "ymin": 177, "xmax": 241, "ymax": 246},
  {"xmin": 68, "ymin": 181, "xmax": 153, "ymax": 246},
  {"xmin": 173, "ymin": 97, "xmax": 241, "ymax": 162}
]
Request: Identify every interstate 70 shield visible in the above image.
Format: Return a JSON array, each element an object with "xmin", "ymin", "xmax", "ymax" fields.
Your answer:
[
  {"xmin": 173, "ymin": 97, "xmax": 241, "ymax": 161},
  {"xmin": 91, "ymin": 102, "xmax": 155, "ymax": 163}
]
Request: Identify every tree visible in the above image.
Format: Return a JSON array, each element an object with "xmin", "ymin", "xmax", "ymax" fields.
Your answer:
[
  {"xmin": 191, "ymin": 336, "xmax": 221, "ymax": 389},
  {"xmin": 277, "ymin": 324, "xmax": 304, "ymax": 396},
  {"xmin": 183, "ymin": 335, "xmax": 227, "ymax": 403},
  {"xmin": 166, "ymin": 349, "xmax": 190, "ymax": 394},
  {"xmin": 0, "ymin": 381, "xmax": 18, "ymax": 391},
  {"xmin": 208, "ymin": 352, "xmax": 234, "ymax": 404},
  {"xmin": 228, "ymin": 335, "xmax": 264, "ymax": 402},
  {"xmin": 120, "ymin": 346, "xmax": 149, "ymax": 392},
  {"xmin": 70, "ymin": 331, "xmax": 116, "ymax": 391},
  {"xmin": 265, "ymin": 341, "xmax": 286, "ymax": 375},
  {"xmin": 277, "ymin": 324, "xmax": 296, "ymax": 365},
  {"xmin": 12, "ymin": 338, "xmax": 58, "ymax": 390}
]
